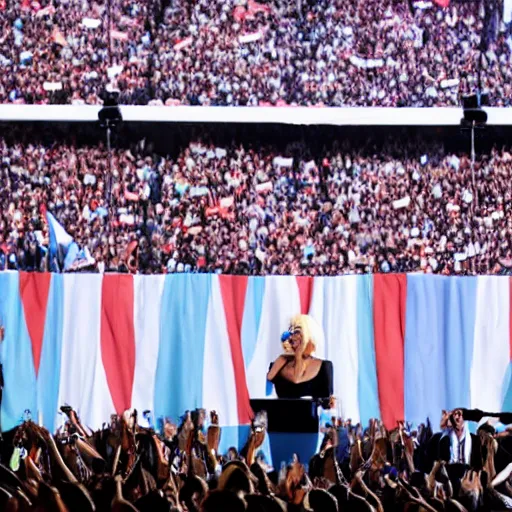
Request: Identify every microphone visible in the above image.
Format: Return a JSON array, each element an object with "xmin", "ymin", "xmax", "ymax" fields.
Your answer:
[{"xmin": 281, "ymin": 331, "xmax": 291, "ymax": 343}]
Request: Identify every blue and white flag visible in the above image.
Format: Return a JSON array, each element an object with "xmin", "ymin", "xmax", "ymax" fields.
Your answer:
[
  {"xmin": 65, "ymin": 247, "xmax": 95, "ymax": 272},
  {"xmin": 47, "ymin": 212, "xmax": 95, "ymax": 272},
  {"xmin": 46, "ymin": 212, "xmax": 74, "ymax": 272}
]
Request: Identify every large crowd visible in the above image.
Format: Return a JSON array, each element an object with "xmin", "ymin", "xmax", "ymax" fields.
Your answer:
[
  {"xmin": 3, "ymin": 406, "xmax": 512, "ymax": 511},
  {"xmin": 0, "ymin": 0, "xmax": 511, "ymax": 106},
  {"xmin": 0, "ymin": 0, "xmax": 152, "ymax": 105},
  {"xmin": 1, "ymin": 127, "xmax": 512, "ymax": 276}
]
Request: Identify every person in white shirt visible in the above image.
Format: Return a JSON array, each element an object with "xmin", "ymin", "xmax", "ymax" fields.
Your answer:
[{"xmin": 437, "ymin": 409, "xmax": 482, "ymax": 469}]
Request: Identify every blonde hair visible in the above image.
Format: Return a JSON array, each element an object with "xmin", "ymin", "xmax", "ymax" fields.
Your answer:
[{"xmin": 287, "ymin": 314, "xmax": 321, "ymax": 357}]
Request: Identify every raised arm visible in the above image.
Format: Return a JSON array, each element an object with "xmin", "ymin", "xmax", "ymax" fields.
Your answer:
[
  {"xmin": 491, "ymin": 463, "xmax": 512, "ymax": 488},
  {"xmin": 267, "ymin": 355, "xmax": 289, "ymax": 382}
]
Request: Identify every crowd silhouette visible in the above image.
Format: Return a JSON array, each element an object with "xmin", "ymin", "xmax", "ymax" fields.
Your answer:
[{"xmin": 2, "ymin": 406, "xmax": 512, "ymax": 510}]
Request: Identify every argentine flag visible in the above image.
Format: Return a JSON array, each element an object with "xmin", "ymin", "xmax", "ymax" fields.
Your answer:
[
  {"xmin": 47, "ymin": 212, "xmax": 74, "ymax": 272},
  {"xmin": 64, "ymin": 246, "xmax": 95, "ymax": 272},
  {"xmin": 47, "ymin": 212, "xmax": 96, "ymax": 272}
]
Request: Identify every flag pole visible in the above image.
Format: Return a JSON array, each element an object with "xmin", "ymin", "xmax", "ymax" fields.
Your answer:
[
  {"xmin": 107, "ymin": 0, "xmax": 112, "ymax": 68},
  {"xmin": 99, "ymin": 0, "xmax": 122, "ymax": 258},
  {"xmin": 106, "ymin": 121, "xmax": 113, "ymax": 239}
]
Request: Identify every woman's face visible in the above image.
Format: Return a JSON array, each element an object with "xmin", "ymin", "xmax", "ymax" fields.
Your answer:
[{"xmin": 288, "ymin": 325, "xmax": 303, "ymax": 352}]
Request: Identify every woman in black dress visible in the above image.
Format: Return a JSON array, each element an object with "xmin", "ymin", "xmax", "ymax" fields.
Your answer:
[{"xmin": 267, "ymin": 314, "xmax": 333, "ymax": 400}]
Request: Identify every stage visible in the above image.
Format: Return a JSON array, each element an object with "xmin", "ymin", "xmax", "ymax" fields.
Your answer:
[{"xmin": 1, "ymin": 271, "xmax": 512, "ymax": 461}]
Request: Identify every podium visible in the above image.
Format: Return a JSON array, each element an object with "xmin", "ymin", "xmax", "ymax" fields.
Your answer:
[{"xmin": 250, "ymin": 399, "xmax": 321, "ymax": 467}]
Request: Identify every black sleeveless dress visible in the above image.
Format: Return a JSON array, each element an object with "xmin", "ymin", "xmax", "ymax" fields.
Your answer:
[{"xmin": 268, "ymin": 359, "xmax": 333, "ymax": 399}]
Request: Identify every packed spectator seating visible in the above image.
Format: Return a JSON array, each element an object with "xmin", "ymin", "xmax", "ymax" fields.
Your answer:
[
  {"xmin": 0, "ymin": 0, "xmax": 152, "ymax": 104},
  {"xmin": 1, "ymin": 124, "xmax": 512, "ymax": 276},
  {"xmin": 3, "ymin": 405, "xmax": 512, "ymax": 511},
  {"xmin": 150, "ymin": 0, "xmax": 512, "ymax": 107},
  {"xmin": 0, "ymin": 0, "xmax": 511, "ymax": 106}
]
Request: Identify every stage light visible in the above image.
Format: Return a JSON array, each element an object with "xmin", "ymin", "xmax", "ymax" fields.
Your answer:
[{"xmin": 98, "ymin": 88, "xmax": 123, "ymax": 129}]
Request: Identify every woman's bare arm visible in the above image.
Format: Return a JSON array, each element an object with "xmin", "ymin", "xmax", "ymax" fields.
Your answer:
[{"xmin": 267, "ymin": 356, "xmax": 289, "ymax": 381}]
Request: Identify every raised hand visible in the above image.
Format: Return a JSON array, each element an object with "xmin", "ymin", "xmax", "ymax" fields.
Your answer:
[
  {"xmin": 427, "ymin": 460, "xmax": 444, "ymax": 493},
  {"xmin": 460, "ymin": 469, "xmax": 483, "ymax": 499},
  {"xmin": 480, "ymin": 431, "xmax": 498, "ymax": 481},
  {"xmin": 440, "ymin": 410, "xmax": 452, "ymax": 430}
]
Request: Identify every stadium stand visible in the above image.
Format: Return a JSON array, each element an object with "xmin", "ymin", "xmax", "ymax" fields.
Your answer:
[
  {"xmin": 0, "ymin": 0, "xmax": 510, "ymax": 106},
  {"xmin": 1, "ymin": 123, "xmax": 511, "ymax": 276}
]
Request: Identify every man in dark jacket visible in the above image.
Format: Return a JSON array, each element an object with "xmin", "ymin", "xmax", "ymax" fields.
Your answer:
[{"xmin": 427, "ymin": 409, "xmax": 483, "ymax": 472}]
